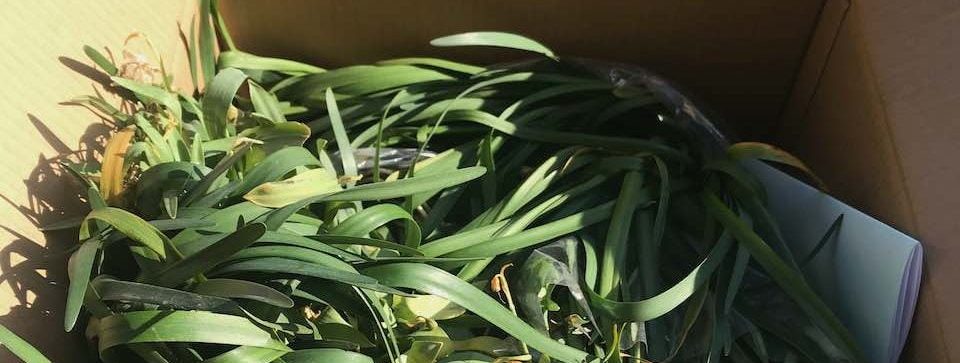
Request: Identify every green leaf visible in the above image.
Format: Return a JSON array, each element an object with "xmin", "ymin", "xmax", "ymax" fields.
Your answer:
[
  {"xmin": 330, "ymin": 204, "xmax": 421, "ymax": 248},
  {"xmin": 83, "ymin": 45, "xmax": 117, "ymax": 75},
  {"xmin": 112, "ymin": 77, "xmax": 183, "ymax": 120},
  {"xmin": 326, "ymin": 87, "xmax": 358, "ymax": 184},
  {"xmin": 430, "ymin": 32, "xmax": 556, "ymax": 59},
  {"xmin": 182, "ymin": 139, "xmax": 255, "ymax": 206},
  {"xmin": 148, "ymin": 218, "xmax": 216, "ymax": 231},
  {"xmin": 703, "ymin": 192, "xmax": 863, "ymax": 361},
  {"xmin": 665, "ymin": 288, "xmax": 708, "ymax": 360},
  {"xmin": 82, "ymin": 207, "xmax": 167, "ymax": 260},
  {"xmin": 172, "ymin": 203, "xmax": 270, "ymax": 249},
  {"xmin": 373, "ymin": 90, "xmax": 408, "ymax": 182},
  {"xmin": 242, "ymin": 122, "xmax": 313, "ymax": 154},
  {"xmin": 249, "ymin": 81, "xmax": 287, "ymax": 123},
  {"xmin": 198, "ymin": 0, "xmax": 217, "ymax": 87},
  {"xmin": 585, "ymin": 230, "xmax": 732, "ymax": 322},
  {"xmin": 205, "ymin": 345, "xmax": 288, "ymax": 363},
  {"xmin": 264, "ymin": 166, "xmax": 486, "ymax": 229},
  {"xmin": 349, "ymin": 98, "xmax": 489, "ymax": 147},
  {"xmin": 244, "ymin": 168, "xmax": 341, "ymax": 208},
  {"xmin": 211, "ymin": 257, "xmax": 378, "ymax": 287},
  {"xmin": 418, "ymin": 220, "xmax": 511, "ymax": 257},
  {"xmin": 133, "ymin": 113, "xmax": 176, "ymax": 162},
  {"xmin": 280, "ymin": 349, "xmax": 373, "ymax": 363},
  {"xmin": 145, "ymin": 223, "xmax": 266, "ymax": 287},
  {"xmin": 64, "ymin": 237, "xmax": 101, "ymax": 331},
  {"xmin": 260, "ymin": 231, "xmax": 366, "ymax": 263},
  {"xmin": 92, "ymin": 276, "xmax": 238, "ymax": 313},
  {"xmin": 442, "ymin": 109, "xmax": 688, "ymax": 162},
  {"xmin": 598, "ymin": 171, "xmax": 645, "ymax": 298},
  {"xmin": 201, "ymin": 67, "xmax": 247, "ymax": 138},
  {"xmin": 443, "ymin": 201, "xmax": 615, "ymax": 258},
  {"xmin": 312, "ymin": 235, "xmax": 423, "ymax": 257},
  {"xmin": 225, "ymin": 245, "xmax": 355, "ymax": 273},
  {"xmin": 38, "ymin": 215, "xmax": 85, "ymax": 231},
  {"xmin": 315, "ymin": 323, "xmax": 376, "ymax": 348},
  {"xmin": 393, "ymin": 294, "xmax": 466, "ymax": 321},
  {"xmin": 478, "ymin": 132, "xmax": 497, "ymax": 209},
  {"xmin": 192, "ymin": 278, "xmax": 294, "ymax": 308},
  {"xmin": 219, "ymin": 50, "xmax": 324, "ymax": 74},
  {"xmin": 97, "ymin": 310, "xmax": 288, "ymax": 352},
  {"xmin": 364, "ymin": 263, "xmax": 590, "ymax": 363},
  {"xmin": 231, "ymin": 146, "xmax": 322, "ymax": 199},
  {"xmin": 187, "ymin": 14, "xmax": 200, "ymax": 91},
  {"xmin": 377, "ymin": 57, "xmax": 484, "ymax": 75},
  {"xmin": 134, "ymin": 161, "xmax": 205, "ymax": 218},
  {"xmin": 0, "ymin": 323, "xmax": 51, "ymax": 363},
  {"xmin": 291, "ymin": 65, "xmax": 455, "ymax": 102},
  {"xmin": 210, "ymin": 0, "xmax": 236, "ymax": 51}
]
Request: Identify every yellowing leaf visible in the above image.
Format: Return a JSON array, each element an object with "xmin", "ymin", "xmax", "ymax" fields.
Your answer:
[
  {"xmin": 392, "ymin": 294, "xmax": 466, "ymax": 322},
  {"xmin": 244, "ymin": 168, "xmax": 341, "ymax": 208},
  {"xmin": 99, "ymin": 126, "xmax": 135, "ymax": 204},
  {"xmin": 728, "ymin": 141, "xmax": 826, "ymax": 190}
]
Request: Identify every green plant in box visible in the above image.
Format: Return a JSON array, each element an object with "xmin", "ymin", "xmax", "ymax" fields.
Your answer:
[{"xmin": 0, "ymin": 1, "xmax": 864, "ymax": 362}]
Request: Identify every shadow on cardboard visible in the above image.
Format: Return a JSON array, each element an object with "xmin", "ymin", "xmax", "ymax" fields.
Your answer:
[{"xmin": 0, "ymin": 112, "xmax": 112, "ymax": 362}]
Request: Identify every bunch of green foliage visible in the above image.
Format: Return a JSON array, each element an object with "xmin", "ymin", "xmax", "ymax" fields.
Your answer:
[{"xmin": 1, "ymin": 1, "xmax": 861, "ymax": 362}]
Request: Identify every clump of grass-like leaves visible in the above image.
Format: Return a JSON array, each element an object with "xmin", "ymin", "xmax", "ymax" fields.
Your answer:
[{"xmin": 1, "ymin": 1, "xmax": 860, "ymax": 362}]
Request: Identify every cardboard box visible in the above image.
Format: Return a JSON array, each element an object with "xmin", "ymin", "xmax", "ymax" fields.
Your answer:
[{"xmin": 0, "ymin": 0, "xmax": 949, "ymax": 361}]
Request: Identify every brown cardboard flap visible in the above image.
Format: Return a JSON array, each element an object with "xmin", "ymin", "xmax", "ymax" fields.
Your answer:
[
  {"xmin": 780, "ymin": 0, "xmax": 960, "ymax": 361},
  {"xmin": 219, "ymin": 0, "xmax": 824, "ymax": 140},
  {"xmin": 0, "ymin": 1, "xmax": 194, "ymax": 361}
]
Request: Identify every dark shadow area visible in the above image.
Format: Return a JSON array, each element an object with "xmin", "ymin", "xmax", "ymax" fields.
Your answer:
[
  {"xmin": 0, "ymin": 113, "xmax": 112, "ymax": 362},
  {"xmin": 58, "ymin": 56, "xmax": 114, "ymax": 91}
]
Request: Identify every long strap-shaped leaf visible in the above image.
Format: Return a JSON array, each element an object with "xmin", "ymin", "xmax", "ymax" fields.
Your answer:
[
  {"xmin": 92, "ymin": 277, "xmax": 239, "ymax": 313},
  {"xmin": 430, "ymin": 32, "xmax": 557, "ymax": 59},
  {"xmin": 377, "ymin": 57, "xmax": 484, "ymax": 75},
  {"xmin": 443, "ymin": 201, "xmax": 616, "ymax": 258},
  {"xmin": 280, "ymin": 348, "xmax": 374, "ymax": 363},
  {"xmin": 111, "ymin": 77, "xmax": 183, "ymax": 121},
  {"xmin": 82, "ymin": 207, "xmax": 168, "ymax": 260},
  {"xmin": 444, "ymin": 109, "xmax": 688, "ymax": 161},
  {"xmin": 364, "ymin": 263, "xmax": 590, "ymax": 363},
  {"xmin": 64, "ymin": 237, "xmax": 101, "ymax": 331},
  {"xmin": 0, "ymin": 323, "xmax": 50, "ymax": 363},
  {"xmin": 702, "ymin": 192, "xmax": 864, "ymax": 362},
  {"xmin": 597, "ymin": 171, "xmax": 645, "ymax": 299},
  {"xmin": 210, "ymin": 257, "xmax": 401, "ymax": 295},
  {"xmin": 144, "ymin": 223, "xmax": 266, "ymax": 287},
  {"xmin": 326, "ymin": 87, "xmax": 359, "ymax": 184},
  {"xmin": 202, "ymin": 67, "xmax": 247, "ymax": 138},
  {"xmin": 97, "ymin": 310, "xmax": 288, "ymax": 353},
  {"xmin": 330, "ymin": 204, "xmax": 422, "ymax": 248},
  {"xmin": 585, "ymin": 231, "xmax": 733, "ymax": 322},
  {"xmin": 218, "ymin": 50, "xmax": 324, "ymax": 74},
  {"xmin": 263, "ymin": 166, "xmax": 486, "ymax": 229},
  {"xmin": 230, "ymin": 146, "xmax": 323, "ymax": 198},
  {"xmin": 192, "ymin": 278, "xmax": 294, "ymax": 308},
  {"xmin": 312, "ymin": 235, "xmax": 423, "ymax": 257},
  {"xmin": 205, "ymin": 345, "xmax": 289, "ymax": 363}
]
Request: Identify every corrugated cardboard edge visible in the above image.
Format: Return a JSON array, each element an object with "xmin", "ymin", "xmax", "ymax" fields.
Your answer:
[
  {"xmin": 779, "ymin": 0, "xmax": 949, "ymax": 361},
  {"xmin": 0, "ymin": 1, "xmax": 195, "ymax": 361}
]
